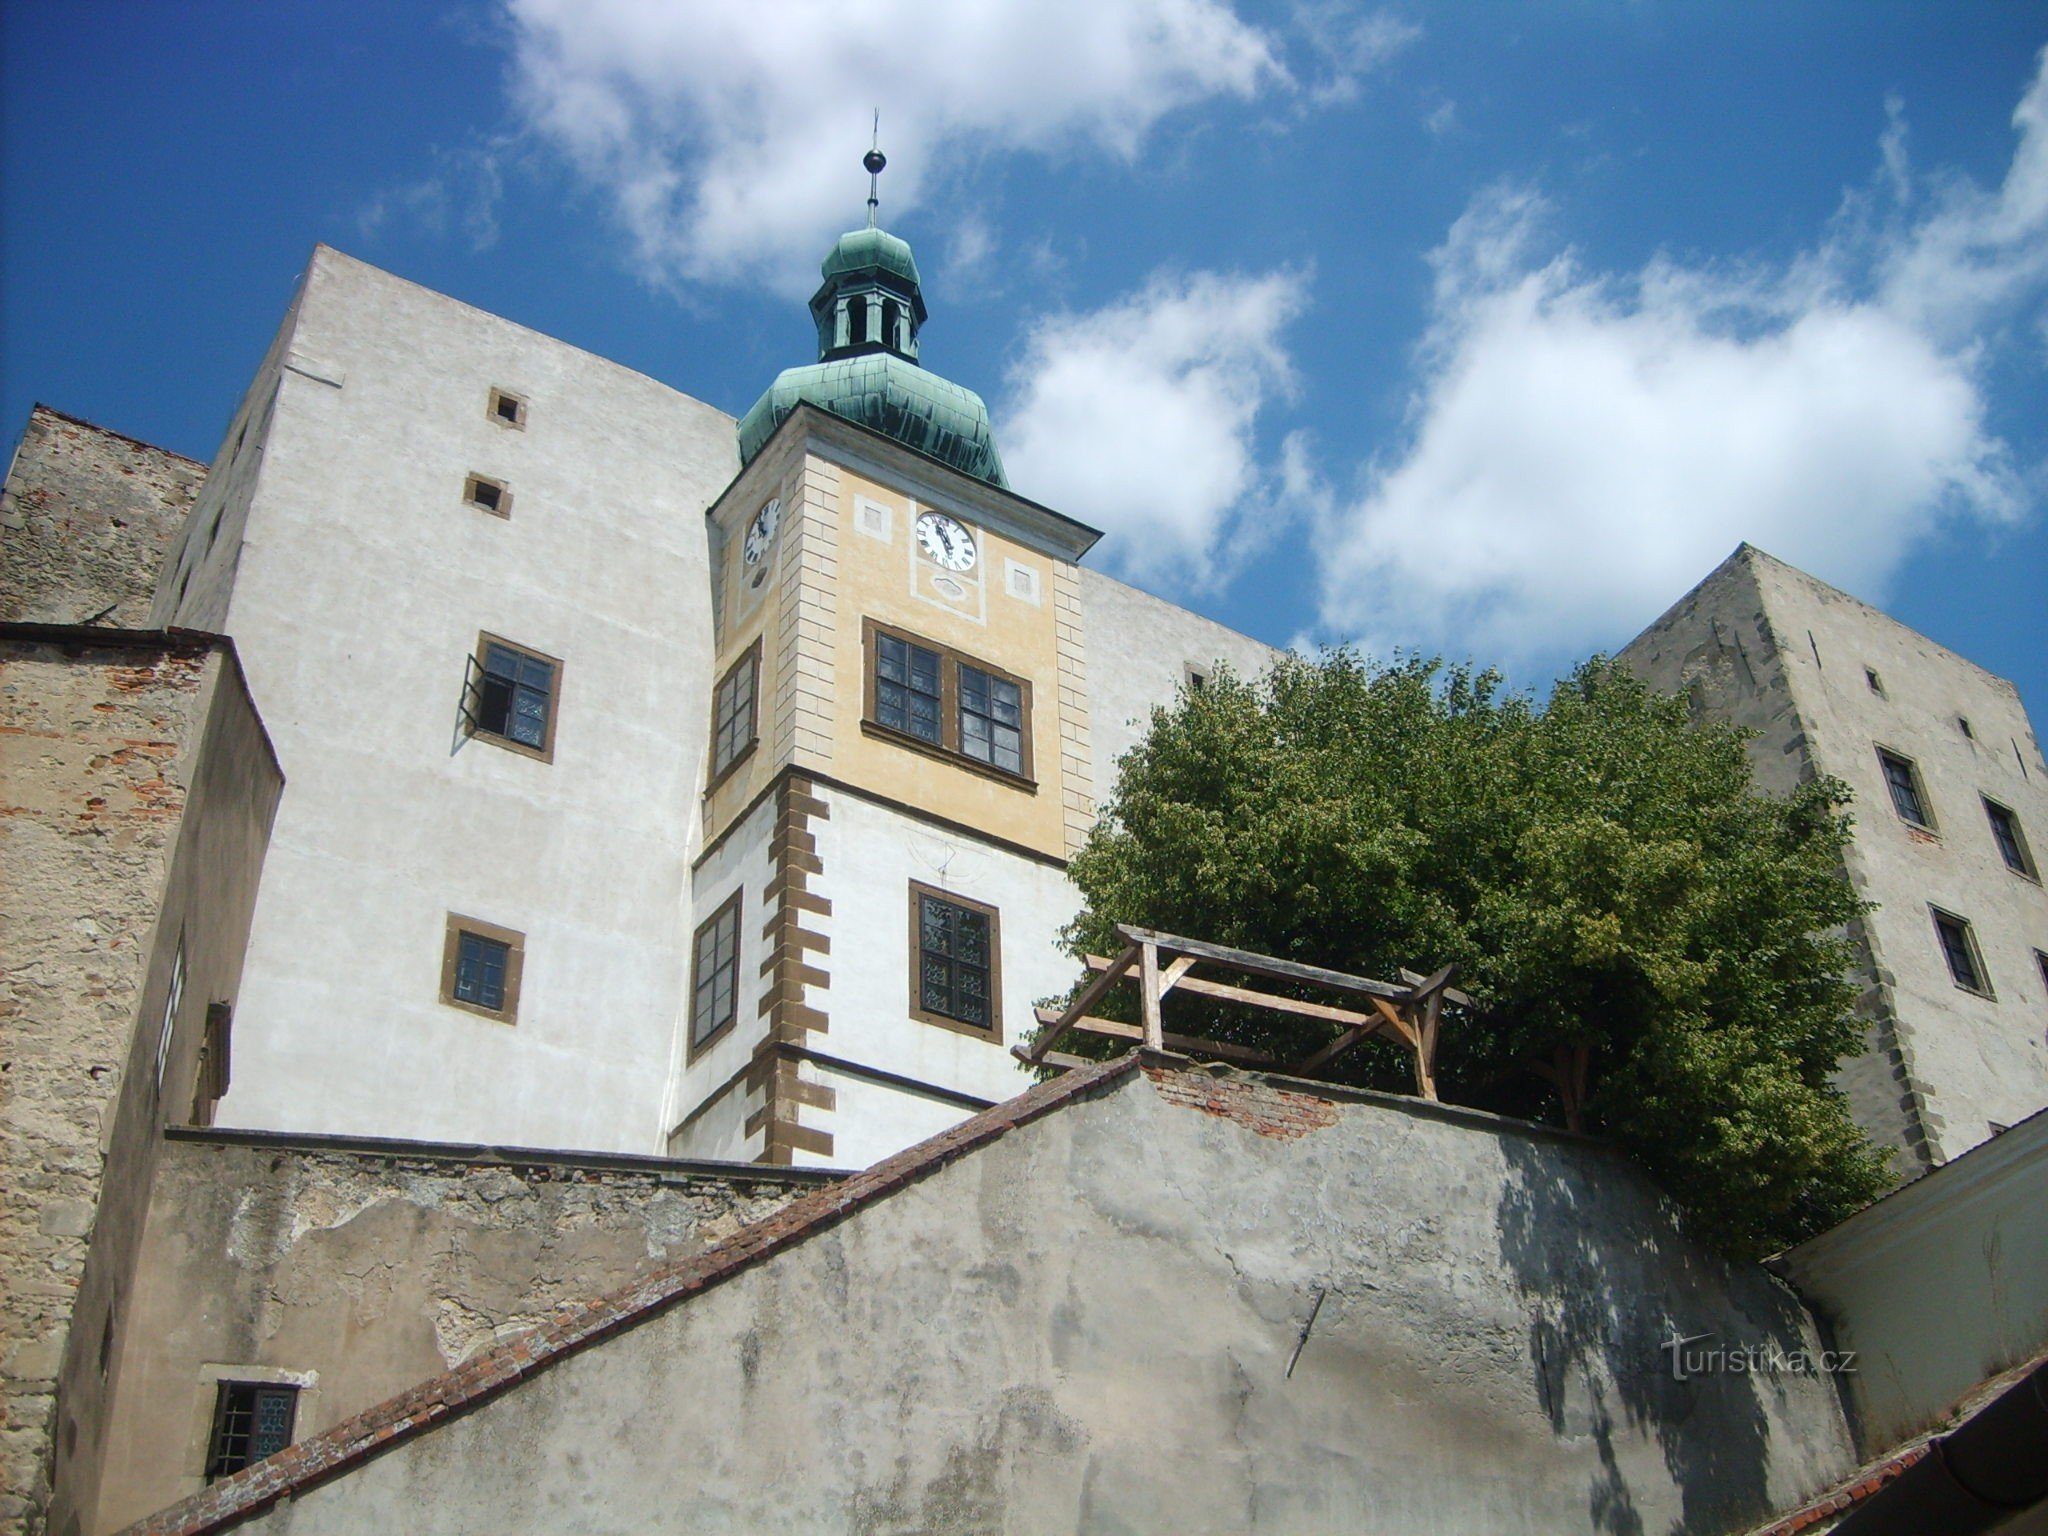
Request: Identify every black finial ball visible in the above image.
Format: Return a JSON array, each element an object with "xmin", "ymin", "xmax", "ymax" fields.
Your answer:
[{"xmin": 864, "ymin": 149, "xmax": 887, "ymax": 176}]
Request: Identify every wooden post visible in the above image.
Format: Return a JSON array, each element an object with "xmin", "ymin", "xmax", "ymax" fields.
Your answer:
[{"xmin": 1138, "ymin": 941, "xmax": 1164, "ymax": 1051}]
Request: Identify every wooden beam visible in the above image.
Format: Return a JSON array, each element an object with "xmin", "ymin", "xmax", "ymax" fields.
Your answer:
[
  {"xmin": 1031, "ymin": 1008, "xmax": 1284, "ymax": 1067},
  {"xmin": 1084, "ymin": 956, "xmax": 1381, "ymax": 1030},
  {"xmin": 1399, "ymin": 964, "xmax": 1473, "ymax": 1010},
  {"xmin": 1117, "ymin": 925, "xmax": 1412, "ymax": 1002},
  {"xmin": 1022, "ymin": 942, "xmax": 1139, "ymax": 1065},
  {"xmin": 1138, "ymin": 941, "xmax": 1164, "ymax": 1051}
]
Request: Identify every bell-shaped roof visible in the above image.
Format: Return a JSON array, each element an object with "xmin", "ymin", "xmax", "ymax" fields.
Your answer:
[
  {"xmin": 737, "ymin": 353, "xmax": 1008, "ymax": 488},
  {"xmin": 738, "ymin": 220, "xmax": 1006, "ymax": 486}
]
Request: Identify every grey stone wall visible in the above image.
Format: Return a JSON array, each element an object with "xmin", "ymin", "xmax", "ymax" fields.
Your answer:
[
  {"xmin": 91, "ymin": 1135, "xmax": 824, "ymax": 1534},
  {"xmin": 1, "ymin": 633, "xmax": 280, "ymax": 1536},
  {"xmin": 1, "ymin": 409, "xmax": 205, "ymax": 627},
  {"xmin": 193, "ymin": 1062, "xmax": 1857, "ymax": 1536}
]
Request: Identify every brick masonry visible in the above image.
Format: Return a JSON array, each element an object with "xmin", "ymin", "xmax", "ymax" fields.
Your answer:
[
  {"xmin": 1143, "ymin": 1063, "xmax": 1342, "ymax": 1139},
  {"xmin": 1, "ymin": 408, "xmax": 205, "ymax": 628}
]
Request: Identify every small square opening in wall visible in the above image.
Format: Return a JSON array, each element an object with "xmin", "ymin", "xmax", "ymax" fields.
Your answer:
[
  {"xmin": 487, "ymin": 388, "xmax": 527, "ymax": 429},
  {"xmin": 1865, "ymin": 667, "xmax": 1887, "ymax": 698},
  {"xmin": 440, "ymin": 914, "xmax": 525, "ymax": 1023},
  {"xmin": 1184, "ymin": 662, "xmax": 1212, "ymax": 692},
  {"xmin": 463, "ymin": 473, "xmax": 511, "ymax": 518}
]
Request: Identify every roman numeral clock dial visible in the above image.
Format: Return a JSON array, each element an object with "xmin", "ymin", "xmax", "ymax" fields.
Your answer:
[{"xmin": 915, "ymin": 510, "xmax": 976, "ymax": 572}]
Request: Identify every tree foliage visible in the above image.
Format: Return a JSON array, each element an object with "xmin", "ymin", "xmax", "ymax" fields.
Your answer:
[{"xmin": 1059, "ymin": 651, "xmax": 1892, "ymax": 1257}]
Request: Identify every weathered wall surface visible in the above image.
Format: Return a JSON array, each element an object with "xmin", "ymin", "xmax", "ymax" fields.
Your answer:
[
  {"xmin": 1, "ymin": 633, "xmax": 279, "ymax": 1536},
  {"xmin": 1622, "ymin": 545, "xmax": 2048, "ymax": 1169},
  {"xmin": 1079, "ymin": 567, "xmax": 1283, "ymax": 796},
  {"xmin": 1, "ymin": 408, "xmax": 205, "ymax": 627},
  {"xmin": 1774, "ymin": 1106, "xmax": 2048, "ymax": 1456},
  {"xmin": 189, "ymin": 1063, "xmax": 1857, "ymax": 1536},
  {"xmin": 92, "ymin": 1135, "xmax": 825, "ymax": 1534}
]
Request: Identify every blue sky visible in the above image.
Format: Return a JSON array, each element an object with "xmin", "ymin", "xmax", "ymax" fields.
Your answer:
[{"xmin": 3, "ymin": 3, "xmax": 2043, "ymax": 718}]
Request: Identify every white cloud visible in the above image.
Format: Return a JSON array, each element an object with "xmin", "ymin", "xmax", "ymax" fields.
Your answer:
[
  {"xmin": 1315, "ymin": 50, "xmax": 2048, "ymax": 665},
  {"xmin": 999, "ymin": 268, "xmax": 1308, "ymax": 588},
  {"xmin": 501, "ymin": 0, "xmax": 1412, "ymax": 291},
  {"xmin": 503, "ymin": 0, "xmax": 1284, "ymax": 289}
]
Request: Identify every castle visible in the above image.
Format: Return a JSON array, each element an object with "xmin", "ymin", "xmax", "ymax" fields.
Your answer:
[{"xmin": 3, "ymin": 199, "xmax": 2045, "ymax": 1533}]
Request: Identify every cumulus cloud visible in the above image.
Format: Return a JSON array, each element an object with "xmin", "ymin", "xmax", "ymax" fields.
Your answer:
[
  {"xmin": 999, "ymin": 268, "xmax": 1309, "ymax": 588},
  {"xmin": 501, "ymin": 0, "xmax": 1407, "ymax": 290},
  {"xmin": 1316, "ymin": 50, "xmax": 2048, "ymax": 664}
]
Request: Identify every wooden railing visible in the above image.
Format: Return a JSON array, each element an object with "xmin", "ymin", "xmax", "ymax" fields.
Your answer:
[{"xmin": 1015, "ymin": 924, "xmax": 1466, "ymax": 1100}]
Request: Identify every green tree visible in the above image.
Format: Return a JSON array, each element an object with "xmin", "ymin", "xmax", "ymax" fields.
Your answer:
[{"xmin": 1057, "ymin": 651, "xmax": 1892, "ymax": 1257}]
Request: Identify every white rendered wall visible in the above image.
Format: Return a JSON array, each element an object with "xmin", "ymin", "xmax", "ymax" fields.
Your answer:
[
  {"xmin": 1079, "ymin": 567, "xmax": 1283, "ymax": 795},
  {"xmin": 170, "ymin": 246, "xmax": 738, "ymax": 1152}
]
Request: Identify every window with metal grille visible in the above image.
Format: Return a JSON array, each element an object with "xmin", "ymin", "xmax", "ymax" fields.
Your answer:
[
  {"xmin": 911, "ymin": 885, "xmax": 999, "ymax": 1036},
  {"xmin": 440, "ymin": 915, "xmax": 524, "ymax": 1023},
  {"xmin": 709, "ymin": 643, "xmax": 759, "ymax": 785},
  {"xmin": 689, "ymin": 892, "xmax": 743, "ymax": 1054},
  {"xmin": 1985, "ymin": 798, "xmax": 2036, "ymax": 877},
  {"xmin": 958, "ymin": 664, "xmax": 1024, "ymax": 775},
  {"xmin": 464, "ymin": 634, "xmax": 561, "ymax": 761},
  {"xmin": 864, "ymin": 620, "xmax": 1033, "ymax": 783},
  {"xmin": 875, "ymin": 631, "xmax": 942, "ymax": 745},
  {"xmin": 1878, "ymin": 749, "xmax": 1931, "ymax": 827},
  {"xmin": 1932, "ymin": 910, "xmax": 1991, "ymax": 996},
  {"xmin": 206, "ymin": 1382, "xmax": 297, "ymax": 1481}
]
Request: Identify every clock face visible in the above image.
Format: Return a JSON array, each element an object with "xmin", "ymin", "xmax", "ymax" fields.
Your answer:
[
  {"xmin": 742, "ymin": 497, "xmax": 781, "ymax": 567},
  {"xmin": 915, "ymin": 511, "xmax": 977, "ymax": 572}
]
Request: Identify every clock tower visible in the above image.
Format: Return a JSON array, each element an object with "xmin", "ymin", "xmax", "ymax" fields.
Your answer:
[{"xmin": 670, "ymin": 156, "xmax": 1104, "ymax": 1168}]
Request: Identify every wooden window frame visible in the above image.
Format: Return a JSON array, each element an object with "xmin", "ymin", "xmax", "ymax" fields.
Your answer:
[
  {"xmin": 706, "ymin": 639, "xmax": 762, "ymax": 794},
  {"xmin": 1876, "ymin": 747, "xmax": 1934, "ymax": 831},
  {"xmin": 686, "ymin": 890, "xmax": 745, "ymax": 1061},
  {"xmin": 439, "ymin": 913, "xmax": 525, "ymax": 1024},
  {"xmin": 468, "ymin": 632, "xmax": 562, "ymax": 763},
  {"xmin": 1983, "ymin": 796, "xmax": 2038, "ymax": 881},
  {"xmin": 486, "ymin": 388, "xmax": 528, "ymax": 430},
  {"xmin": 463, "ymin": 472, "xmax": 513, "ymax": 518},
  {"xmin": 861, "ymin": 617, "xmax": 1035, "ymax": 790},
  {"xmin": 907, "ymin": 881, "xmax": 1002, "ymax": 1042},
  {"xmin": 1930, "ymin": 906, "xmax": 1993, "ymax": 999}
]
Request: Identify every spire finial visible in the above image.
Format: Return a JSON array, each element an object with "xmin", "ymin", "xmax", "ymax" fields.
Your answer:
[{"xmin": 863, "ymin": 112, "xmax": 886, "ymax": 229}]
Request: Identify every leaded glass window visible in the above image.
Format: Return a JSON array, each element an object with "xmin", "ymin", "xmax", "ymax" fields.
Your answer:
[
  {"xmin": 1933, "ymin": 910, "xmax": 1989, "ymax": 995},
  {"xmin": 918, "ymin": 892, "xmax": 993, "ymax": 1031},
  {"xmin": 1878, "ymin": 749, "xmax": 1930, "ymax": 827},
  {"xmin": 477, "ymin": 640, "xmax": 556, "ymax": 752},
  {"xmin": 876, "ymin": 632, "xmax": 942, "ymax": 745},
  {"xmin": 958, "ymin": 664, "xmax": 1023, "ymax": 775}
]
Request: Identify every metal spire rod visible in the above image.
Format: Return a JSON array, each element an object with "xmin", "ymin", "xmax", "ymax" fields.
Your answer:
[{"xmin": 864, "ymin": 112, "xmax": 885, "ymax": 228}]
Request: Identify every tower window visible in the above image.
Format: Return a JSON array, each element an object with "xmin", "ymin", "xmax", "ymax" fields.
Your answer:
[
  {"xmin": 440, "ymin": 914, "xmax": 524, "ymax": 1023},
  {"xmin": 688, "ymin": 891, "xmax": 743, "ymax": 1056},
  {"xmin": 708, "ymin": 641, "xmax": 760, "ymax": 789},
  {"xmin": 1985, "ymin": 798, "xmax": 2036, "ymax": 878},
  {"xmin": 206, "ymin": 1383, "xmax": 298, "ymax": 1481},
  {"xmin": 1958, "ymin": 716, "xmax": 1975, "ymax": 740},
  {"xmin": 463, "ymin": 473, "xmax": 511, "ymax": 518},
  {"xmin": 1931, "ymin": 909, "xmax": 1991, "ymax": 997},
  {"xmin": 864, "ymin": 620, "xmax": 1035, "ymax": 784},
  {"xmin": 1876, "ymin": 748, "xmax": 1932, "ymax": 829},
  {"xmin": 486, "ymin": 388, "xmax": 527, "ymax": 429},
  {"xmin": 1865, "ymin": 668, "xmax": 1886, "ymax": 697},
  {"xmin": 909, "ymin": 883, "xmax": 1001, "ymax": 1038},
  {"xmin": 463, "ymin": 634, "xmax": 561, "ymax": 761}
]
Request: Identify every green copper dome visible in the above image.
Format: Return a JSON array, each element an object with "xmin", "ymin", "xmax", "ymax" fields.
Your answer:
[
  {"xmin": 821, "ymin": 227, "xmax": 922, "ymax": 291},
  {"xmin": 737, "ymin": 219, "xmax": 1007, "ymax": 487},
  {"xmin": 737, "ymin": 354, "xmax": 1008, "ymax": 488}
]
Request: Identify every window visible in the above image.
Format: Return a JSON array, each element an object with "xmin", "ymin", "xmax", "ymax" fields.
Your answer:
[
  {"xmin": 463, "ymin": 473, "xmax": 511, "ymax": 518},
  {"xmin": 1877, "ymin": 749, "xmax": 1932, "ymax": 828},
  {"xmin": 486, "ymin": 388, "xmax": 527, "ymax": 429},
  {"xmin": 863, "ymin": 619, "xmax": 1034, "ymax": 785},
  {"xmin": 1959, "ymin": 716, "xmax": 1975, "ymax": 740},
  {"xmin": 190, "ymin": 1001, "xmax": 232, "ymax": 1128},
  {"xmin": 958, "ymin": 664, "xmax": 1024, "ymax": 775},
  {"xmin": 1932, "ymin": 909, "xmax": 1991, "ymax": 997},
  {"xmin": 708, "ymin": 642, "xmax": 760, "ymax": 788},
  {"xmin": 439, "ymin": 914, "xmax": 524, "ymax": 1023},
  {"xmin": 1184, "ymin": 662, "xmax": 1212, "ymax": 692},
  {"xmin": 688, "ymin": 892, "xmax": 743, "ymax": 1056},
  {"xmin": 465, "ymin": 634, "xmax": 561, "ymax": 760},
  {"xmin": 206, "ymin": 1382, "xmax": 297, "ymax": 1481},
  {"xmin": 909, "ymin": 883, "xmax": 1001, "ymax": 1038},
  {"xmin": 155, "ymin": 938, "xmax": 186, "ymax": 1092},
  {"xmin": 1866, "ymin": 667, "xmax": 1887, "ymax": 697},
  {"xmin": 1985, "ymin": 798, "xmax": 2036, "ymax": 878}
]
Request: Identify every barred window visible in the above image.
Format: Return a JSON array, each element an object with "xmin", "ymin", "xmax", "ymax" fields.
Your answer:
[
  {"xmin": 910, "ymin": 884, "xmax": 1000, "ymax": 1037},
  {"xmin": 689, "ymin": 892, "xmax": 743, "ymax": 1054},
  {"xmin": 206, "ymin": 1383, "xmax": 297, "ymax": 1481}
]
